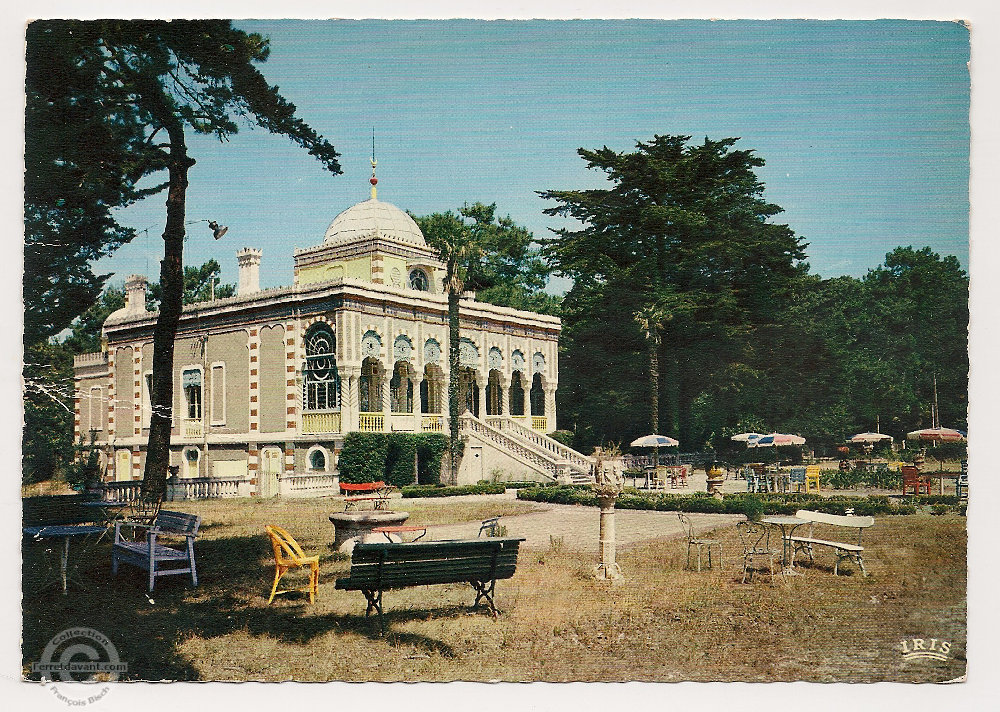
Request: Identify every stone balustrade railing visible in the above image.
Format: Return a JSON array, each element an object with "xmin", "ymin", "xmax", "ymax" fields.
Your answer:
[
  {"xmin": 279, "ymin": 472, "xmax": 339, "ymax": 498},
  {"xmin": 460, "ymin": 414, "xmax": 557, "ymax": 478}
]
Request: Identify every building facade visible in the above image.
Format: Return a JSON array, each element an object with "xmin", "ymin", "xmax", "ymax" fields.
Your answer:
[{"xmin": 73, "ymin": 182, "xmax": 588, "ymax": 497}]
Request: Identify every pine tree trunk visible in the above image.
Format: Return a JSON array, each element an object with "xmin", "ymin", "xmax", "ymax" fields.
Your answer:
[
  {"xmin": 142, "ymin": 109, "xmax": 193, "ymax": 500},
  {"xmin": 649, "ymin": 334, "xmax": 660, "ymax": 434},
  {"xmin": 447, "ymin": 288, "xmax": 461, "ymax": 483}
]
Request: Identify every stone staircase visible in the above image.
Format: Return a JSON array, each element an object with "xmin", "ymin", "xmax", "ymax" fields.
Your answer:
[{"xmin": 460, "ymin": 414, "xmax": 594, "ymax": 485}]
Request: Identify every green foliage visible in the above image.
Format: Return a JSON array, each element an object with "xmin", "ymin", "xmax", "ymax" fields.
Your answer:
[
  {"xmin": 145, "ymin": 259, "xmax": 236, "ymax": 309},
  {"xmin": 338, "ymin": 433, "xmax": 448, "ymax": 487},
  {"xmin": 401, "ymin": 482, "xmax": 507, "ymax": 498},
  {"xmin": 338, "ymin": 433, "xmax": 389, "ymax": 484},
  {"xmin": 518, "ymin": 487, "xmax": 923, "ymax": 516},
  {"xmin": 539, "ymin": 134, "xmax": 968, "ymax": 454},
  {"xmin": 741, "ymin": 495, "xmax": 764, "ymax": 522},
  {"xmin": 548, "ymin": 430, "xmax": 576, "ymax": 447},
  {"xmin": 22, "ymin": 342, "xmax": 76, "ymax": 485}
]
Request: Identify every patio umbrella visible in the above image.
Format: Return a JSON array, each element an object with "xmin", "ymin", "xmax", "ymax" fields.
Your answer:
[
  {"xmin": 906, "ymin": 427, "xmax": 965, "ymax": 443},
  {"xmin": 749, "ymin": 433, "xmax": 806, "ymax": 448},
  {"xmin": 730, "ymin": 432, "xmax": 764, "ymax": 443},
  {"xmin": 630, "ymin": 434, "xmax": 680, "ymax": 472},
  {"xmin": 848, "ymin": 432, "xmax": 894, "ymax": 444}
]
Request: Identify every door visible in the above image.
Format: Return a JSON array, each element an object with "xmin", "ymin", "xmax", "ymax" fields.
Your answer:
[
  {"xmin": 469, "ymin": 446, "xmax": 484, "ymax": 483},
  {"xmin": 115, "ymin": 449, "xmax": 132, "ymax": 482},
  {"xmin": 260, "ymin": 447, "xmax": 282, "ymax": 497}
]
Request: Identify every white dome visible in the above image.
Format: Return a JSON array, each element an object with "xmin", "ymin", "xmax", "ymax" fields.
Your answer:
[{"xmin": 323, "ymin": 198, "xmax": 425, "ymax": 247}]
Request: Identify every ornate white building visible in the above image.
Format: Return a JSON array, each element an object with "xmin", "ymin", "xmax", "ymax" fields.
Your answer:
[{"xmin": 74, "ymin": 172, "xmax": 592, "ymax": 497}]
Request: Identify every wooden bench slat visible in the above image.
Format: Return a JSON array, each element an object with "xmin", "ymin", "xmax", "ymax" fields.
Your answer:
[{"xmin": 789, "ymin": 536, "xmax": 863, "ymax": 552}]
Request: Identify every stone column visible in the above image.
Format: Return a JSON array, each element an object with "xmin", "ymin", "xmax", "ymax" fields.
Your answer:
[
  {"xmin": 342, "ymin": 367, "xmax": 358, "ymax": 434},
  {"xmin": 545, "ymin": 385, "xmax": 558, "ymax": 432},
  {"xmin": 381, "ymin": 369, "xmax": 392, "ymax": 432},
  {"xmin": 414, "ymin": 373, "xmax": 424, "ymax": 432},
  {"xmin": 477, "ymin": 374, "xmax": 487, "ymax": 420},
  {"xmin": 499, "ymin": 380, "xmax": 509, "ymax": 417}
]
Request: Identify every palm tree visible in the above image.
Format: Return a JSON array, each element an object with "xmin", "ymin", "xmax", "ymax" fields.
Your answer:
[
  {"xmin": 420, "ymin": 211, "xmax": 485, "ymax": 482},
  {"xmin": 634, "ymin": 304, "xmax": 668, "ymax": 434}
]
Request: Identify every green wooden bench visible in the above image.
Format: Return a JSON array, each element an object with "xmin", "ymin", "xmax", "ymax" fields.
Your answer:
[{"xmin": 335, "ymin": 538, "xmax": 525, "ymax": 631}]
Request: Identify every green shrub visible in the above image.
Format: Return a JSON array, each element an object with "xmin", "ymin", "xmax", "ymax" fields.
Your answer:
[
  {"xmin": 339, "ymin": 432, "xmax": 448, "ymax": 486},
  {"xmin": 742, "ymin": 495, "xmax": 764, "ymax": 521},
  {"xmin": 401, "ymin": 482, "xmax": 506, "ymax": 498},
  {"xmin": 548, "ymin": 430, "xmax": 576, "ymax": 447},
  {"xmin": 517, "ymin": 487, "xmax": 922, "ymax": 516},
  {"xmin": 930, "ymin": 504, "xmax": 951, "ymax": 516}
]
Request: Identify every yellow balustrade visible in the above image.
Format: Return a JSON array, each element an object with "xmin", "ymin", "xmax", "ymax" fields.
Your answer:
[
  {"xmin": 182, "ymin": 419, "xmax": 203, "ymax": 438},
  {"xmin": 421, "ymin": 415, "xmax": 444, "ymax": 432},
  {"xmin": 301, "ymin": 411, "xmax": 341, "ymax": 434},
  {"xmin": 531, "ymin": 416, "xmax": 547, "ymax": 432},
  {"xmin": 359, "ymin": 412, "xmax": 385, "ymax": 432}
]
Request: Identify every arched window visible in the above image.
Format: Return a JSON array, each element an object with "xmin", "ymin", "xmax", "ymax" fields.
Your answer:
[
  {"xmin": 509, "ymin": 372, "xmax": 525, "ymax": 416},
  {"xmin": 303, "ymin": 324, "xmax": 340, "ymax": 411},
  {"xmin": 308, "ymin": 447, "xmax": 327, "ymax": 472},
  {"xmin": 390, "ymin": 361, "xmax": 414, "ymax": 413},
  {"xmin": 359, "ymin": 358, "xmax": 382, "ymax": 413},
  {"xmin": 409, "ymin": 269, "xmax": 429, "ymax": 291},
  {"xmin": 486, "ymin": 370, "xmax": 503, "ymax": 416},
  {"xmin": 530, "ymin": 373, "xmax": 545, "ymax": 416}
]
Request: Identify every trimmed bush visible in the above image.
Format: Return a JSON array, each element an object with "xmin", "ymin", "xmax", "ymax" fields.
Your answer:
[
  {"xmin": 401, "ymin": 482, "xmax": 507, "ymax": 498},
  {"xmin": 338, "ymin": 432, "xmax": 448, "ymax": 486},
  {"xmin": 516, "ymin": 487, "xmax": 924, "ymax": 516}
]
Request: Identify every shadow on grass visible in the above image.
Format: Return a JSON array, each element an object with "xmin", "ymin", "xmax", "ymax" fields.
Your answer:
[{"xmin": 22, "ymin": 532, "xmax": 459, "ymax": 680}]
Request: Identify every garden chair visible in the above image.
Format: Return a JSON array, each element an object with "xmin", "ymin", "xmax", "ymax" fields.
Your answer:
[
  {"xmin": 265, "ymin": 525, "xmax": 319, "ymax": 604},
  {"xmin": 652, "ymin": 465, "xmax": 669, "ymax": 491},
  {"xmin": 736, "ymin": 521, "xmax": 782, "ymax": 584},
  {"xmin": 677, "ymin": 513, "xmax": 721, "ymax": 572},
  {"xmin": 901, "ymin": 466, "xmax": 930, "ymax": 496},
  {"xmin": 804, "ymin": 465, "xmax": 821, "ymax": 493},
  {"xmin": 788, "ymin": 467, "xmax": 806, "ymax": 493},
  {"xmin": 956, "ymin": 460, "xmax": 968, "ymax": 500}
]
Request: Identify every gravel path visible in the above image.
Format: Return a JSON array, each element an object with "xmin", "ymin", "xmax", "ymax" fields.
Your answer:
[{"xmin": 425, "ymin": 500, "xmax": 742, "ymax": 553}]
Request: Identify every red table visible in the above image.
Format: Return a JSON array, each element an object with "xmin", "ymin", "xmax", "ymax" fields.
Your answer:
[{"xmin": 372, "ymin": 525, "xmax": 427, "ymax": 542}]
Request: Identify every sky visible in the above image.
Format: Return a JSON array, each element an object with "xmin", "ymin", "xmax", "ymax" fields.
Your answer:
[{"xmin": 96, "ymin": 18, "xmax": 971, "ymax": 295}]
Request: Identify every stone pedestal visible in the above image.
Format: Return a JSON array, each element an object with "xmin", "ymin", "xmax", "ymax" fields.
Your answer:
[
  {"xmin": 594, "ymin": 495, "xmax": 623, "ymax": 580},
  {"xmin": 328, "ymin": 510, "xmax": 410, "ymax": 553},
  {"xmin": 706, "ymin": 477, "xmax": 725, "ymax": 498}
]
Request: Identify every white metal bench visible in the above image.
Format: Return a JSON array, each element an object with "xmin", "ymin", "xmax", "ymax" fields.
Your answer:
[
  {"xmin": 789, "ymin": 509, "xmax": 875, "ymax": 576},
  {"xmin": 111, "ymin": 510, "xmax": 201, "ymax": 592}
]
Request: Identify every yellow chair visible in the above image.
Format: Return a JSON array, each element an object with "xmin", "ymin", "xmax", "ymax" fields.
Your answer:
[
  {"xmin": 804, "ymin": 465, "xmax": 821, "ymax": 493},
  {"xmin": 265, "ymin": 525, "xmax": 319, "ymax": 604}
]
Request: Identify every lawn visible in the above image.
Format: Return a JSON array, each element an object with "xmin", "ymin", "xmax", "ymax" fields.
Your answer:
[{"xmin": 21, "ymin": 495, "xmax": 966, "ymax": 682}]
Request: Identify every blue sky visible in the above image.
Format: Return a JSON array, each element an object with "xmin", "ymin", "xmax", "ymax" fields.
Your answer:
[{"xmin": 99, "ymin": 19, "xmax": 970, "ymax": 294}]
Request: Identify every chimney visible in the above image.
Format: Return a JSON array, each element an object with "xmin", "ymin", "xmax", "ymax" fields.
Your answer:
[
  {"xmin": 124, "ymin": 275, "xmax": 148, "ymax": 314},
  {"xmin": 237, "ymin": 248, "xmax": 262, "ymax": 296}
]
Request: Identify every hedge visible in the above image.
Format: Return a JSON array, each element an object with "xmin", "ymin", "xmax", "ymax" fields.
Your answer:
[
  {"xmin": 338, "ymin": 432, "xmax": 449, "ymax": 487},
  {"xmin": 517, "ymin": 487, "xmax": 920, "ymax": 516},
  {"xmin": 401, "ymin": 482, "xmax": 507, "ymax": 498}
]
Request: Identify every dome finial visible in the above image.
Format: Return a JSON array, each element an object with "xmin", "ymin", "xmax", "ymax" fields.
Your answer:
[{"xmin": 369, "ymin": 127, "xmax": 378, "ymax": 200}]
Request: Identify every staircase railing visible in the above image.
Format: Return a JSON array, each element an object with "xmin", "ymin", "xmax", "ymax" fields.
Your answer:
[
  {"xmin": 460, "ymin": 414, "xmax": 558, "ymax": 479},
  {"xmin": 485, "ymin": 415, "xmax": 593, "ymax": 473}
]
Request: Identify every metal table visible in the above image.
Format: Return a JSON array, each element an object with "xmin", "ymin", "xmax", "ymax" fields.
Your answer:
[
  {"xmin": 23, "ymin": 525, "xmax": 107, "ymax": 595},
  {"xmin": 760, "ymin": 516, "xmax": 808, "ymax": 574}
]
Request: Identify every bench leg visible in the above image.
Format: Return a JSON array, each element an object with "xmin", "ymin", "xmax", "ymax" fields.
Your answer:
[
  {"xmin": 361, "ymin": 589, "xmax": 385, "ymax": 635},
  {"xmin": 188, "ymin": 539, "xmax": 198, "ymax": 587},
  {"xmin": 471, "ymin": 579, "xmax": 498, "ymax": 618}
]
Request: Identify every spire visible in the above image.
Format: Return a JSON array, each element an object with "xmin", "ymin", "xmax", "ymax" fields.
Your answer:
[{"xmin": 369, "ymin": 127, "xmax": 378, "ymax": 200}]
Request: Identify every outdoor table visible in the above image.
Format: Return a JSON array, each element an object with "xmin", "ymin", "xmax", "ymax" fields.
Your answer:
[
  {"xmin": 760, "ymin": 516, "xmax": 809, "ymax": 574},
  {"xmin": 23, "ymin": 524, "xmax": 107, "ymax": 595},
  {"xmin": 80, "ymin": 500, "xmax": 129, "ymax": 527},
  {"xmin": 372, "ymin": 525, "xmax": 427, "ymax": 542}
]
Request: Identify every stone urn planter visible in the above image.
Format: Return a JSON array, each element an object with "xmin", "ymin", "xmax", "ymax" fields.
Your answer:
[
  {"xmin": 328, "ymin": 510, "xmax": 410, "ymax": 553},
  {"xmin": 705, "ymin": 461, "xmax": 726, "ymax": 499}
]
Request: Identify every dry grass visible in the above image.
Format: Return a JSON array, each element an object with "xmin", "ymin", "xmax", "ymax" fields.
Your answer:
[{"xmin": 21, "ymin": 496, "xmax": 966, "ymax": 682}]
